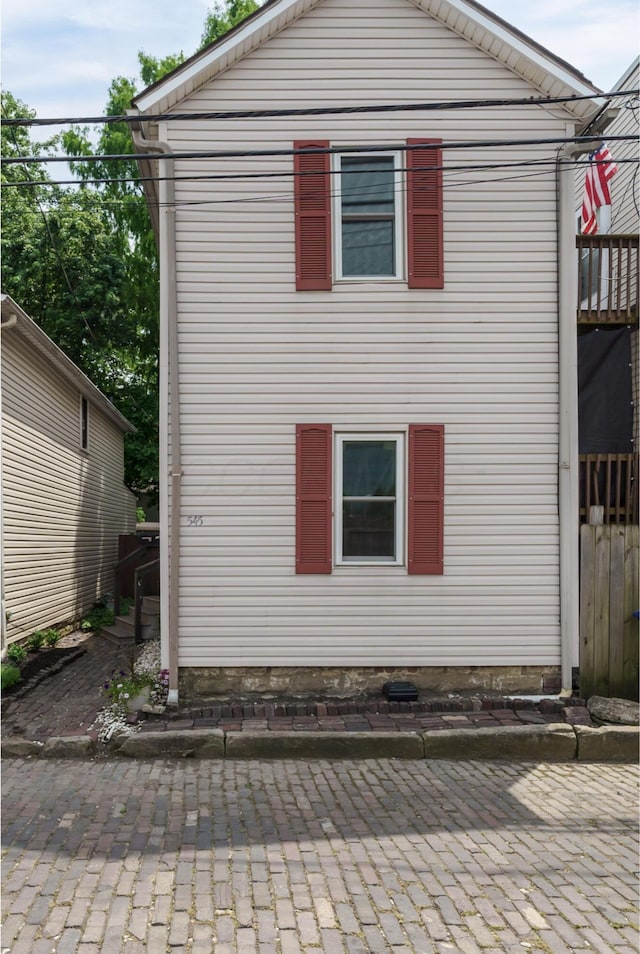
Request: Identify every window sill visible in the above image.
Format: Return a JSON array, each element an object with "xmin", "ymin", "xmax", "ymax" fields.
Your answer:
[
  {"xmin": 335, "ymin": 561, "xmax": 405, "ymax": 568},
  {"xmin": 334, "ymin": 277, "xmax": 406, "ymax": 285}
]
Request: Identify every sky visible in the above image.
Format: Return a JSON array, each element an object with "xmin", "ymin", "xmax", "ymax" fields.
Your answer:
[{"xmin": 2, "ymin": 0, "xmax": 639, "ymax": 131}]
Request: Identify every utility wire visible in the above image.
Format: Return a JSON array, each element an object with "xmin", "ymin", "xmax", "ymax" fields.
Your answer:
[
  {"xmin": 6, "ymin": 158, "xmax": 637, "ymax": 215},
  {"xmin": 2, "ymin": 88, "xmax": 635, "ymax": 128},
  {"xmin": 3, "ymin": 156, "xmax": 638, "ymax": 191},
  {"xmin": 3, "ymin": 133, "xmax": 637, "ymax": 166}
]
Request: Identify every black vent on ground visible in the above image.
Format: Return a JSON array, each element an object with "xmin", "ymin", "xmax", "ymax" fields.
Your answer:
[{"xmin": 382, "ymin": 681, "xmax": 418, "ymax": 702}]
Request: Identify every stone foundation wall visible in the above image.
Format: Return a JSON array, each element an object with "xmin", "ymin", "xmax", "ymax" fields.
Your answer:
[{"xmin": 179, "ymin": 665, "xmax": 562, "ymax": 702}]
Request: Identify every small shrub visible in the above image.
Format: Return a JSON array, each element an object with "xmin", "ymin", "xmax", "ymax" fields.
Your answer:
[
  {"xmin": 43, "ymin": 629, "xmax": 62, "ymax": 647},
  {"xmin": 6, "ymin": 643, "xmax": 27, "ymax": 665},
  {"xmin": 136, "ymin": 506, "xmax": 146, "ymax": 523},
  {"xmin": 81, "ymin": 607, "xmax": 115, "ymax": 631},
  {"xmin": 1, "ymin": 664, "xmax": 21, "ymax": 690},
  {"xmin": 26, "ymin": 630, "xmax": 47, "ymax": 652}
]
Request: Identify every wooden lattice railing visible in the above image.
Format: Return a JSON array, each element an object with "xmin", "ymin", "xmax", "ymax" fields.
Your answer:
[
  {"xmin": 579, "ymin": 453, "xmax": 639, "ymax": 525},
  {"xmin": 577, "ymin": 234, "xmax": 639, "ymax": 324}
]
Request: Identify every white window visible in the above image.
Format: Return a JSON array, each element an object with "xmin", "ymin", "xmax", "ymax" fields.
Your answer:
[
  {"xmin": 80, "ymin": 396, "xmax": 88, "ymax": 451},
  {"xmin": 333, "ymin": 152, "xmax": 404, "ymax": 280},
  {"xmin": 335, "ymin": 433, "xmax": 404, "ymax": 565}
]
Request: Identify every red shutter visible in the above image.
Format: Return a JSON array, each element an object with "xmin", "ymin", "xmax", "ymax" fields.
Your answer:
[
  {"xmin": 296, "ymin": 424, "xmax": 332, "ymax": 573},
  {"xmin": 294, "ymin": 141, "xmax": 332, "ymax": 290},
  {"xmin": 406, "ymin": 139, "xmax": 443, "ymax": 289},
  {"xmin": 408, "ymin": 424, "xmax": 444, "ymax": 575}
]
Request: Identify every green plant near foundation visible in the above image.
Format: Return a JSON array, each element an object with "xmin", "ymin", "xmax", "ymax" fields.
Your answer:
[
  {"xmin": 26, "ymin": 630, "xmax": 47, "ymax": 652},
  {"xmin": 6, "ymin": 643, "xmax": 27, "ymax": 665},
  {"xmin": 1, "ymin": 664, "xmax": 21, "ymax": 690},
  {"xmin": 43, "ymin": 628, "xmax": 62, "ymax": 647}
]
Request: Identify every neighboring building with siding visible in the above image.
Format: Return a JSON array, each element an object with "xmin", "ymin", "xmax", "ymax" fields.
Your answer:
[
  {"xmin": 130, "ymin": 0, "xmax": 614, "ymax": 702},
  {"xmin": 0, "ymin": 295, "xmax": 136, "ymax": 646},
  {"xmin": 575, "ymin": 57, "xmax": 639, "ymax": 521},
  {"xmin": 607, "ymin": 58, "xmax": 639, "ymax": 240}
]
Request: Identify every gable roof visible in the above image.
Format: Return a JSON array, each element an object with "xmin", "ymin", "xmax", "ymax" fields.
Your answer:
[
  {"xmin": 132, "ymin": 0, "xmax": 605, "ymax": 120},
  {"xmin": 0, "ymin": 295, "xmax": 135, "ymax": 434}
]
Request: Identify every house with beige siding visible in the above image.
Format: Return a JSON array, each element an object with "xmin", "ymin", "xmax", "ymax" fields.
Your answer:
[
  {"xmin": 0, "ymin": 296, "xmax": 136, "ymax": 647},
  {"xmin": 129, "ymin": 0, "xmax": 619, "ymax": 703}
]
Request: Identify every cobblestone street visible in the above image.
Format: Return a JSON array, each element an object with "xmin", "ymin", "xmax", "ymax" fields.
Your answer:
[{"xmin": 2, "ymin": 758, "xmax": 638, "ymax": 953}]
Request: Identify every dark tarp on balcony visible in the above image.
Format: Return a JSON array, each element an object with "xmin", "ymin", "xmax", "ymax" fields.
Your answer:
[{"xmin": 578, "ymin": 326, "xmax": 634, "ymax": 454}]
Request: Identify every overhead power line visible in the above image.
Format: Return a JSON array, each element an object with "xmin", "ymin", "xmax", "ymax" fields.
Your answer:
[
  {"xmin": 2, "ymin": 88, "xmax": 635, "ymax": 128},
  {"xmin": 3, "ymin": 156, "xmax": 638, "ymax": 191},
  {"xmin": 2, "ymin": 133, "xmax": 637, "ymax": 167}
]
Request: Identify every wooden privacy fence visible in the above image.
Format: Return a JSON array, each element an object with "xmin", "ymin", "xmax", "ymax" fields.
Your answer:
[{"xmin": 579, "ymin": 524, "xmax": 639, "ymax": 701}]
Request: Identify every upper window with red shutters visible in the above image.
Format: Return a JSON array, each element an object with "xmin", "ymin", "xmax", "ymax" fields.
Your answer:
[
  {"xmin": 334, "ymin": 153, "xmax": 404, "ymax": 280},
  {"xmin": 294, "ymin": 139, "xmax": 443, "ymax": 291}
]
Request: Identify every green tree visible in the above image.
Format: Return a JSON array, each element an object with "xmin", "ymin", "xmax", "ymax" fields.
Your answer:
[
  {"xmin": 201, "ymin": 0, "xmax": 259, "ymax": 46},
  {"xmin": 2, "ymin": 91, "xmax": 157, "ymax": 496},
  {"xmin": 3, "ymin": 1, "xmax": 263, "ymax": 500}
]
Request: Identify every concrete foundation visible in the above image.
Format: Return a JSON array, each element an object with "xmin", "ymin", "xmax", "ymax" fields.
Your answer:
[{"xmin": 179, "ymin": 664, "xmax": 561, "ymax": 702}]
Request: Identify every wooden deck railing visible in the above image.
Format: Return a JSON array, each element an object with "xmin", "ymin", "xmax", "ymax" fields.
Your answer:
[
  {"xmin": 579, "ymin": 453, "xmax": 639, "ymax": 525},
  {"xmin": 577, "ymin": 234, "xmax": 639, "ymax": 324}
]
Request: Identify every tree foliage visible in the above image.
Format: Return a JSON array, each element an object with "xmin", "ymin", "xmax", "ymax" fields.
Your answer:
[
  {"xmin": 2, "ymin": 90, "xmax": 159, "ymax": 498},
  {"xmin": 2, "ymin": 1, "xmax": 262, "ymax": 502},
  {"xmin": 201, "ymin": 0, "xmax": 259, "ymax": 46}
]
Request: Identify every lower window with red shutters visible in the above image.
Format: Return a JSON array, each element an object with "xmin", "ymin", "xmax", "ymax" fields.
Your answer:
[{"xmin": 295, "ymin": 424, "xmax": 444, "ymax": 575}]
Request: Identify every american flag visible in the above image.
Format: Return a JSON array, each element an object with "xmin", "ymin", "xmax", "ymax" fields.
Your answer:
[{"xmin": 581, "ymin": 143, "xmax": 618, "ymax": 235}]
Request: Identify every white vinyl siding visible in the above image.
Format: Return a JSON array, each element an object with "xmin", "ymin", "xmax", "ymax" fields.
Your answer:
[
  {"xmin": 2, "ymin": 330, "xmax": 136, "ymax": 642},
  {"xmin": 163, "ymin": 0, "xmax": 570, "ymax": 668}
]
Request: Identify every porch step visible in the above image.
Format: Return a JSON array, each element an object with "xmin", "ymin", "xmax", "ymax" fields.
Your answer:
[
  {"xmin": 100, "ymin": 613, "xmax": 135, "ymax": 646},
  {"xmin": 100, "ymin": 597, "xmax": 160, "ymax": 645}
]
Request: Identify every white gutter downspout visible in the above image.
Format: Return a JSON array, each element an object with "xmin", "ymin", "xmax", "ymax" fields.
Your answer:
[
  {"xmin": 130, "ymin": 120, "xmax": 181, "ymax": 707},
  {"xmin": 557, "ymin": 134, "xmax": 594, "ymax": 694}
]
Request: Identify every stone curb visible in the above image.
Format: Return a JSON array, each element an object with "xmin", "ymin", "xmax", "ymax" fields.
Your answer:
[
  {"xmin": 574, "ymin": 724, "xmax": 640, "ymax": 762},
  {"xmin": 225, "ymin": 730, "xmax": 424, "ymax": 760},
  {"xmin": 1, "ymin": 738, "xmax": 46, "ymax": 758},
  {"xmin": 111, "ymin": 728, "xmax": 225, "ymax": 759},
  {"xmin": 2, "ymin": 724, "xmax": 639, "ymax": 761},
  {"xmin": 422, "ymin": 724, "xmax": 577, "ymax": 761},
  {"xmin": 42, "ymin": 736, "xmax": 96, "ymax": 759}
]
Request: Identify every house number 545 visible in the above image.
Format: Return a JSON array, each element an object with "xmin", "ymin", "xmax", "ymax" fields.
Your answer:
[{"xmin": 187, "ymin": 515, "xmax": 204, "ymax": 527}]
